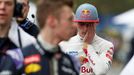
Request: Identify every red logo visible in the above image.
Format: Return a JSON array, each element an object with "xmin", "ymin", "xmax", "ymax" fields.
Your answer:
[
  {"xmin": 79, "ymin": 56, "xmax": 89, "ymax": 65},
  {"xmin": 106, "ymin": 53, "xmax": 112, "ymax": 61},
  {"xmin": 81, "ymin": 66, "xmax": 93, "ymax": 73},
  {"xmin": 110, "ymin": 47, "xmax": 114, "ymax": 51},
  {"xmin": 107, "ymin": 50, "xmax": 113, "ymax": 55},
  {"xmin": 24, "ymin": 54, "xmax": 41, "ymax": 65},
  {"xmin": 106, "ymin": 47, "xmax": 114, "ymax": 61},
  {"xmin": 82, "ymin": 9, "xmax": 90, "ymax": 15},
  {"xmin": 80, "ymin": 9, "xmax": 90, "ymax": 18},
  {"xmin": 83, "ymin": 48, "xmax": 88, "ymax": 56}
]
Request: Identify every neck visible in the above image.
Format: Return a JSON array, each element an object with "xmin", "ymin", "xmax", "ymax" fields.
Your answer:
[
  {"xmin": 0, "ymin": 24, "xmax": 10, "ymax": 38},
  {"xmin": 40, "ymin": 28, "xmax": 61, "ymax": 46}
]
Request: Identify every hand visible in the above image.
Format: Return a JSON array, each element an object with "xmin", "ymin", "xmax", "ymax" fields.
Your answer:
[{"xmin": 83, "ymin": 25, "xmax": 95, "ymax": 44}]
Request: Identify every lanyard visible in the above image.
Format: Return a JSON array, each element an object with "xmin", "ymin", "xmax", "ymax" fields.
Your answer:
[{"xmin": 17, "ymin": 28, "xmax": 22, "ymax": 48}]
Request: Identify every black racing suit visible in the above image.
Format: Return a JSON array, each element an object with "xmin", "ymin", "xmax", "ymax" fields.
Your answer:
[{"xmin": 19, "ymin": 40, "xmax": 80, "ymax": 75}]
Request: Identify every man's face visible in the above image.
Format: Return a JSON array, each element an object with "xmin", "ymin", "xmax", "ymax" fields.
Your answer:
[
  {"xmin": 0, "ymin": 0, "xmax": 14, "ymax": 25},
  {"xmin": 55, "ymin": 6, "xmax": 77, "ymax": 41},
  {"xmin": 77, "ymin": 22, "xmax": 96, "ymax": 38},
  {"xmin": 17, "ymin": 0, "xmax": 29, "ymax": 21}
]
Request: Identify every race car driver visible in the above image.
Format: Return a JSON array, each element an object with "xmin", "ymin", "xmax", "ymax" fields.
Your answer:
[{"xmin": 60, "ymin": 3, "xmax": 114, "ymax": 75}]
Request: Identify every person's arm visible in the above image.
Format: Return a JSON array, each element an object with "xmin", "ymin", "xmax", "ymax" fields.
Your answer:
[
  {"xmin": 84, "ymin": 43, "xmax": 114, "ymax": 75},
  {"xmin": 81, "ymin": 25, "xmax": 114, "ymax": 74},
  {"xmin": 6, "ymin": 48, "xmax": 24, "ymax": 75},
  {"xmin": 0, "ymin": 54, "xmax": 17, "ymax": 75},
  {"xmin": 69, "ymin": 55, "xmax": 80, "ymax": 74}
]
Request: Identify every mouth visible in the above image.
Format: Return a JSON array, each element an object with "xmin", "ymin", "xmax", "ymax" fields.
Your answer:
[
  {"xmin": 0, "ymin": 14, "xmax": 7, "ymax": 17},
  {"xmin": 0, "ymin": 13, "xmax": 6, "ymax": 17}
]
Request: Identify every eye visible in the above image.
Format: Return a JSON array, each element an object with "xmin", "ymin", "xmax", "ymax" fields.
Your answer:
[
  {"xmin": 78, "ymin": 22, "xmax": 84, "ymax": 25},
  {"xmin": 69, "ymin": 16, "xmax": 73, "ymax": 22},
  {"xmin": 5, "ymin": 1, "xmax": 13, "ymax": 6}
]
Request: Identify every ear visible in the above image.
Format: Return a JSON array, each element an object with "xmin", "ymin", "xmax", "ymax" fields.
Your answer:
[
  {"xmin": 46, "ymin": 15, "xmax": 58, "ymax": 28},
  {"xmin": 73, "ymin": 22, "xmax": 78, "ymax": 28},
  {"xmin": 27, "ymin": 5, "xmax": 30, "ymax": 12}
]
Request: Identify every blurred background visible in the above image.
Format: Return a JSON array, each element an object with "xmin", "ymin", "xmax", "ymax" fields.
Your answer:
[{"xmin": 29, "ymin": 0, "xmax": 134, "ymax": 75}]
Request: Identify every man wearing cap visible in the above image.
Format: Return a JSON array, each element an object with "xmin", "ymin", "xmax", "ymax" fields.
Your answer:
[{"xmin": 60, "ymin": 3, "xmax": 114, "ymax": 75}]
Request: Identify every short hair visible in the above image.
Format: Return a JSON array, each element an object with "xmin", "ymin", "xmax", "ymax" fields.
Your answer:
[{"xmin": 37, "ymin": 0, "xmax": 73, "ymax": 29}]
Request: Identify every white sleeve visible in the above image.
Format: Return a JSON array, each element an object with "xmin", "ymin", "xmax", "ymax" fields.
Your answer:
[{"xmin": 86, "ymin": 43, "xmax": 114, "ymax": 75}]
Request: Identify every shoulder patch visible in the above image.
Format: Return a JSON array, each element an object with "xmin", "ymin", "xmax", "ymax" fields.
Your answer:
[
  {"xmin": 24, "ymin": 54, "xmax": 41, "ymax": 65},
  {"xmin": 6, "ymin": 48, "xmax": 24, "ymax": 69}
]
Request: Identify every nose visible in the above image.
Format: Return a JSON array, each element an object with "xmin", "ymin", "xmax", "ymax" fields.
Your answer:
[
  {"xmin": 0, "ymin": 2, "xmax": 6, "ymax": 10},
  {"xmin": 82, "ymin": 25, "xmax": 88, "ymax": 32}
]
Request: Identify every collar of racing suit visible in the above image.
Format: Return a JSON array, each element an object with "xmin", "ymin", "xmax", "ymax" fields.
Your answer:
[
  {"xmin": 8, "ymin": 18, "xmax": 36, "ymax": 48},
  {"xmin": 37, "ymin": 35, "xmax": 62, "ymax": 75},
  {"xmin": 77, "ymin": 33, "xmax": 97, "ymax": 44},
  {"xmin": 37, "ymin": 35, "xmax": 59, "ymax": 53}
]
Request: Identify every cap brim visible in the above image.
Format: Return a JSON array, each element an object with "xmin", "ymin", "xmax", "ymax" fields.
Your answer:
[{"xmin": 73, "ymin": 19, "xmax": 99, "ymax": 23}]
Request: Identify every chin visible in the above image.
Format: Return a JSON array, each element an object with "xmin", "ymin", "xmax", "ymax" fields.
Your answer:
[
  {"xmin": 0, "ymin": 21, "xmax": 7, "ymax": 25},
  {"xmin": 63, "ymin": 38, "xmax": 69, "ymax": 41}
]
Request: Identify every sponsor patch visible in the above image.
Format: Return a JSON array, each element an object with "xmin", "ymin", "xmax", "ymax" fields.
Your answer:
[
  {"xmin": 83, "ymin": 48, "xmax": 88, "ymax": 56},
  {"xmin": 81, "ymin": 66, "xmax": 93, "ymax": 73},
  {"xmin": 25, "ymin": 64, "xmax": 41, "ymax": 74},
  {"xmin": 24, "ymin": 54, "xmax": 40, "ymax": 65},
  {"xmin": 68, "ymin": 51, "xmax": 78, "ymax": 56},
  {"xmin": 82, "ymin": 9, "xmax": 90, "ymax": 15}
]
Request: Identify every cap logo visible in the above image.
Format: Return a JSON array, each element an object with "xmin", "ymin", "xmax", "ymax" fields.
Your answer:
[
  {"xmin": 80, "ymin": 9, "xmax": 90, "ymax": 18},
  {"xmin": 82, "ymin": 9, "xmax": 90, "ymax": 15}
]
